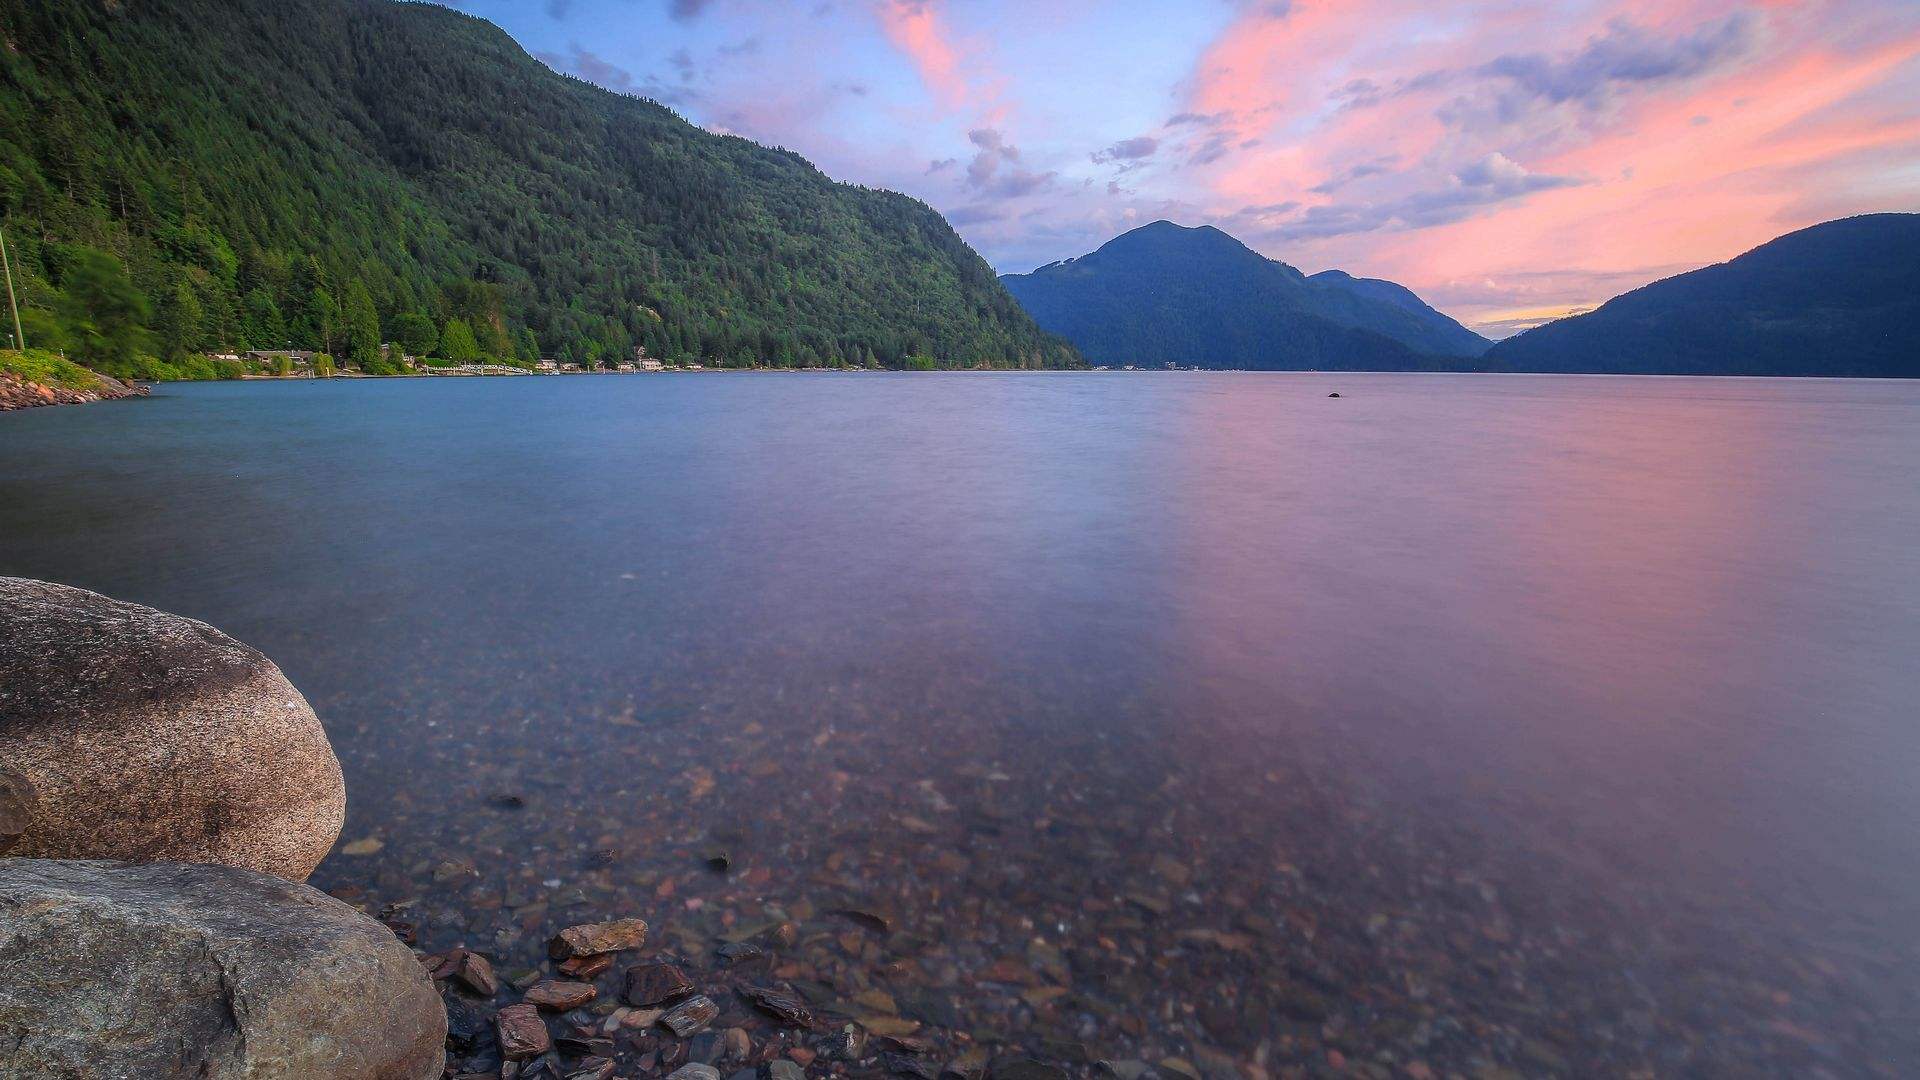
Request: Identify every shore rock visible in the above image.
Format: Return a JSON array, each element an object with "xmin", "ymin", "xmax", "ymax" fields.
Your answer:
[
  {"xmin": 0, "ymin": 767, "xmax": 33, "ymax": 856},
  {"xmin": 0, "ymin": 369, "xmax": 147, "ymax": 411},
  {"xmin": 0, "ymin": 577, "xmax": 345, "ymax": 881},
  {"xmin": 0, "ymin": 859, "xmax": 445, "ymax": 1079}
]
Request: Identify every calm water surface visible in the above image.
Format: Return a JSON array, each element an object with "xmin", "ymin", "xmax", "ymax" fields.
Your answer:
[{"xmin": 4, "ymin": 373, "xmax": 1918, "ymax": 1077}]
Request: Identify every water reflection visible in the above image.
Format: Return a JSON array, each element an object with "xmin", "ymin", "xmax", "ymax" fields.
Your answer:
[{"xmin": 2, "ymin": 373, "xmax": 1916, "ymax": 1076}]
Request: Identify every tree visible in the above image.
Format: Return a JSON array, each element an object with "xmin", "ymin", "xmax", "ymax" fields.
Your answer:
[
  {"xmin": 157, "ymin": 280, "xmax": 204, "ymax": 359},
  {"xmin": 273, "ymin": 353, "xmax": 293, "ymax": 377},
  {"xmin": 307, "ymin": 286, "xmax": 339, "ymax": 354},
  {"xmin": 342, "ymin": 280, "xmax": 380, "ymax": 368},
  {"xmin": 391, "ymin": 312, "xmax": 437, "ymax": 357},
  {"xmin": 311, "ymin": 352, "xmax": 336, "ymax": 377},
  {"xmin": 242, "ymin": 289, "xmax": 286, "ymax": 349},
  {"xmin": 514, "ymin": 326, "xmax": 538, "ymax": 365},
  {"xmin": 441, "ymin": 318, "xmax": 480, "ymax": 363},
  {"xmin": 56, "ymin": 247, "xmax": 153, "ymax": 374}
]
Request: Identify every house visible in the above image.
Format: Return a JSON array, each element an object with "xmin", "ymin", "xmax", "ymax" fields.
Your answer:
[
  {"xmin": 638, "ymin": 359, "xmax": 664, "ymax": 372},
  {"xmin": 245, "ymin": 350, "xmax": 316, "ymax": 373},
  {"xmin": 535, "ymin": 358, "xmax": 559, "ymax": 372}
]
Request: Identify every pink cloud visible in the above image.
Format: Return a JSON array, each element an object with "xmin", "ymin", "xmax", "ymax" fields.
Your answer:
[{"xmin": 874, "ymin": 0, "xmax": 971, "ymax": 109}]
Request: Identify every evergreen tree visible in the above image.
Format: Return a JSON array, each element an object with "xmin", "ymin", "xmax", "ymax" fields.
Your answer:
[
  {"xmin": 342, "ymin": 280, "xmax": 380, "ymax": 368},
  {"xmin": 441, "ymin": 318, "xmax": 480, "ymax": 363},
  {"xmin": 57, "ymin": 248, "xmax": 153, "ymax": 375},
  {"xmin": 158, "ymin": 280, "xmax": 204, "ymax": 359},
  {"xmin": 391, "ymin": 312, "xmax": 437, "ymax": 357},
  {"xmin": 243, "ymin": 288, "xmax": 287, "ymax": 349}
]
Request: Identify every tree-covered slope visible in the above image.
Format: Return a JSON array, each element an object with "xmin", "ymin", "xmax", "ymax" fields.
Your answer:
[
  {"xmin": 1486, "ymin": 214, "xmax": 1920, "ymax": 377},
  {"xmin": 0, "ymin": 0, "xmax": 1076, "ymax": 371},
  {"xmin": 1000, "ymin": 222, "xmax": 1484, "ymax": 370},
  {"xmin": 1308, "ymin": 270, "xmax": 1490, "ymax": 359}
]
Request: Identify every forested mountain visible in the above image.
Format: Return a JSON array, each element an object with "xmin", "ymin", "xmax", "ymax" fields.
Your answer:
[
  {"xmin": 1308, "ymin": 270, "xmax": 1491, "ymax": 359},
  {"xmin": 1485, "ymin": 214, "xmax": 1920, "ymax": 376},
  {"xmin": 1000, "ymin": 222, "xmax": 1487, "ymax": 370},
  {"xmin": 0, "ymin": 0, "xmax": 1076, "ymax": 377}
]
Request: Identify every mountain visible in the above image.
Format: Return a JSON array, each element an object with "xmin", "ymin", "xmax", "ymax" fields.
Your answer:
[
  {"xmin": 999, "ymin": 221, "xmax": 1488, "ymax": 370},
  {"xmin": 0, "ymin": 0, "xmax": 1076, "ymax": 372},
  {"xmin": 1486, "ymin": 214, "xmax": 1920, "ymax": 377},
  {"xmin": 1308, "ymin": 270, "xmax": 1492, "ymax": 359}
]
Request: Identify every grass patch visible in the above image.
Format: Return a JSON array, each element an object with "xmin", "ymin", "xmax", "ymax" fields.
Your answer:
[{"xmin": 0, "ymin": 349, "xmax": 107, "ymax": 392}]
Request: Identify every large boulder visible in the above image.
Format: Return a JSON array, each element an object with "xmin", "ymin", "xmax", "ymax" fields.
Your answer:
[
  {"xmin": 0, "ymin": 577, "xmax": 344, "ymax": 881},
  {"xmin": 0, "ymin": 859, "xmax": 446, "ymax": 1079}
]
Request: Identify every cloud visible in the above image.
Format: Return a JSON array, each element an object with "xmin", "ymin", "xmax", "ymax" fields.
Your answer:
[
  {"xmin": 1308, "ymin": 156, "xmax": 1396, "ymax": 194},
  {"xmin": 1437, "ymin": 14, "xmax": 1763, "ymax": 132},
  {"xmin": 670, "ymin": 0, "xmax": 715, "ymax": 21},
  {"xmin": 1232, "ymin": 153, "xmax": 1582, "ymax": 243},
  {"xmin": 876, "ymin": 0, "xmax": 971, "ymax": 108},
  {"xmin": 534, "ymin": 44, "xmax": 636, "ymax": 93},
  {"xmin": 963, "ymin": 128, "xmax": 1056, "ymax": 198},
  {"xmin": 545, "ymin": 0, "xmax": 574, "ymax": 19},
  {"xmin": 1092, "ymin": 136, "xmax": 1159, "ymax": 164}
]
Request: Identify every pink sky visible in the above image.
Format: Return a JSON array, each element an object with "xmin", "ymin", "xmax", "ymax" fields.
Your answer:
[{"xmin": 464, "ymin": 0, "xmax": 1920, "ymax": 335}]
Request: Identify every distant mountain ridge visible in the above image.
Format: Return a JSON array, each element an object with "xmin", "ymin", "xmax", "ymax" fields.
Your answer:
[
  {"xmin": 1000, "ymin": 222, "xmax": 1489, "ymax": 370},
  {"xmin": 1484, "ymin": 214, "xmax": 1920, "ymax": 377}
]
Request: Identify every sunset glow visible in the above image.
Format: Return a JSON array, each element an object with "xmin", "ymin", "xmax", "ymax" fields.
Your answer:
[{"xmin": 460, "ymin": 0, "xmax": 1920, "ymax": 334}]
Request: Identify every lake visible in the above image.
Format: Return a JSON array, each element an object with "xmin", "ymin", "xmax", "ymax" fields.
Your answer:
[{"xmin": 3, "ymin": 372, "xmax": 1917, "ymax": 1076}]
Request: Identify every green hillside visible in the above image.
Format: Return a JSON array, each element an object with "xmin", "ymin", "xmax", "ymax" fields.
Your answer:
[{"xmin": 0, "ymin": 0, "xmax": 1077, "ymax": 377}]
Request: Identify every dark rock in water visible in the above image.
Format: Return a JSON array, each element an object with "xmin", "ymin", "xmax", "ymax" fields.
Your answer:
[
  {"xmin": 0, "ymin": 578, "xmax": 345, "ymax": 881},
  {"xmin": 728, "ymin": 1069, "xmax": 759, "ymax": 1080},
  {"xmin": 662, "ymin": 995, "xmax": 721, "ymax": 1036},
  {"xmin": 691, "ymin": 1031, "xmax": 725, "ymax": 1063},
  {"xmin": 490, "ymin": 792, "xmax": 527, "ymax": 810},
  {"xmin": 445, "ymin": 992, "xmax": 492, "ymax": 1054},
  {"xmin": 549, "ymin": 917, "xmax": 648, "ymax": 960},
  {"xmin": 830, "ymin": 907, "xmax": 894, "ymax": 934},
  {"xmin": 716, "ymin": 940, "xmax": 765, "ymax": 966},
  {"xmin": 1327, "ymin": 392, "xmax": 1340, "ymax": 398},
  {"xmin": 0, "ymin": 765, "xmax": 35, "ymax": 856},
  {"xmin": 819, "ymin": 1026, "xmax": 867, "ymax": 1061},
  {"xmin": 885, "ymin": 1051, "xmax": 940, "ymax": 1080},
  {"xmin": 557, "ymin": 1034, "xmax": 617, "ymax": 1057},
  {"xmin": 761, "ymin": 921, "xmax": 800, "ymax": 949},
  {"xmin": 559, "ymin": 952, "xmax": 616, "ymax": 979},
  {"xmin": 626, "ymin": 961, "xmax": 697, "ymax": 1006},
  {"xmin": 769, "ymin": 1059, "xmax": 808, "ymax": 1080},
  {"xmin": 0, "ymin": 858, "xmax": 444, "ymax": 1079},
  {"xmin": 706, "ymin": 849, "xmax": 733, "ymax": 872},
  {"xmin": 567, "ymin": 1058, "xmax": 618, "ymax": 1080},
  {"xmin": 989, "ymin": 1059, "xmax": 1069, "ymax": 1080},
  {"xmin": 739, "ymin": 985, "xmax": 816, "ymax": 1027},
  {"xmin": 523, "ymin": 979, "xmax": 597, "ymax": 1010},
  {"xmin": 497, "ymin": 1003, "xmax": 552, "ymax": 1060},
  {"xmin": 451, "ymin": 947, "xmax": 500, "ymax": 997},
  {"xmin": 669, "ymin": 1065, "xmax": 723, "ymax": 1080}
]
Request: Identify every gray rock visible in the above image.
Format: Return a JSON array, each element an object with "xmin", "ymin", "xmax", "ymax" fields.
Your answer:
[
  {"xmin": 770, "ymin": 1060, "xmax": 808, "ymax": 1080},
  {"xmin": 0, "ymin": 766, "xmax": 33, "ymax": 856},
  {"xmin": 669, "ymin": 1065, "xmax": 723, "ymax": 1080},
  {"xmin": 0, "ymin": 858, "xmax": 445, "ymax": 1079},
  {"xmin": 0, "ymin": 578, "xmax": 345, "ymax": 881}
]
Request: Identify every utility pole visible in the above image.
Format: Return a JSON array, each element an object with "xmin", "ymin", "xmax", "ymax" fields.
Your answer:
[{"xmin": 0, "ymin": 226, "xmax": 23, "ymax": 353}]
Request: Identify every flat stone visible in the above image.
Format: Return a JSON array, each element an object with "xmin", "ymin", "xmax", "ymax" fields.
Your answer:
[
  {"xmin": 452, "ymin": 948, "xmax": 499, "ymax": 996},
  {"xmin": 661, "ymin": 995, "xmax": 720, "ymax": 1036},
  {"xmin": 524, "ymin": 979, "xmax": 598, "ymax": 1010},
  {"xmin": 668, "ymin": 1065, "xmax": 723, "ymax": 1080},
  {"xmin": 0, "ymin": 858, "xmax": 443, "ymax": 1079},
  {"xmin": 497, "ymin": 1002, "xmax": 552, "ymax": 1060},
  {"xmin": 625, "ymin": 961, "xmax": 696, "ymax": 1006},
  {"xmin": 740, "ymin": 985, "xmax": 815, "ymax": 1027},
  {"xmin": 549, "ymin": 917, "xmax": 648, "ymax": 960},
  {"xmin": 0, "ymin": 578, "xmax": 344, "ymax": 880},
  {"xmin": 770, "ymin": 1060, "xmax": 807, "ymax": 1080}
]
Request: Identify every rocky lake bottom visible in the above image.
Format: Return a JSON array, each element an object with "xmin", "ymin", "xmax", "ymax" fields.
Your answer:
[{"xmin": 4, "ymin": 373, "xmax": 1918, "ymax": 1078}]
